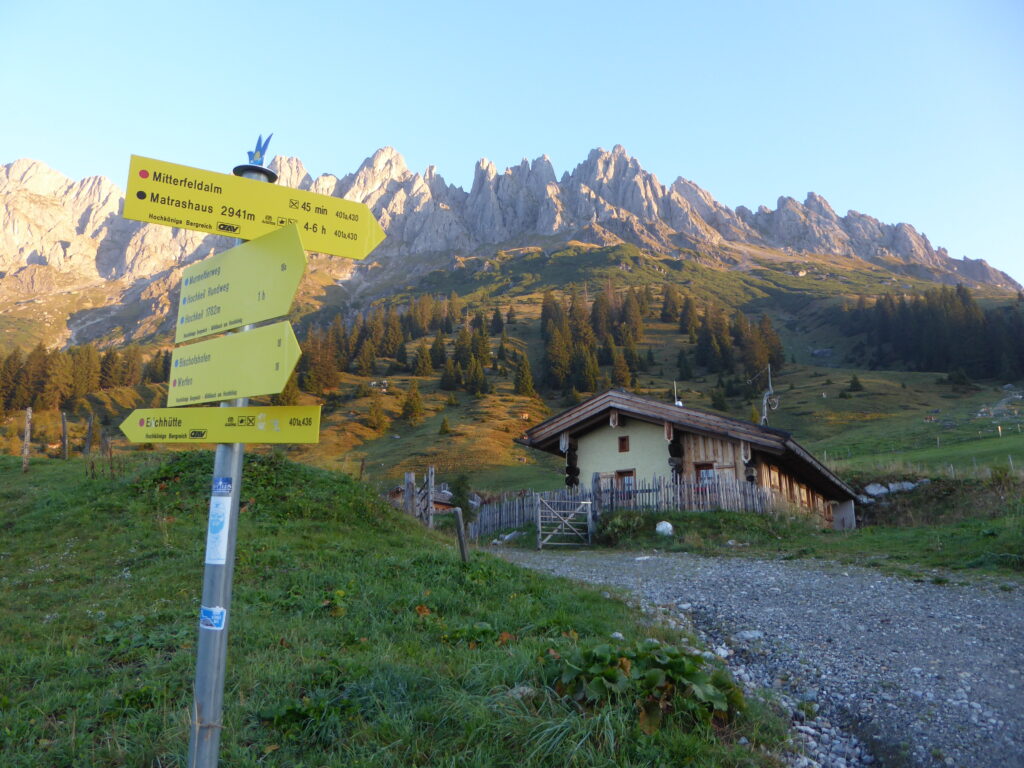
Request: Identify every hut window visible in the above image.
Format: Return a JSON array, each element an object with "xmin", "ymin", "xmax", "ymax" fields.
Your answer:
[
  {"xmin": 695, "ymin": 462, "xmax": 716, "ymax": 484},
  {"xmin": 618, "ymin": 436, "xmax": 630, "ymax": 453}
]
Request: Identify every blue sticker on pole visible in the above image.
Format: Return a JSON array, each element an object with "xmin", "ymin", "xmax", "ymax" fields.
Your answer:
[
  {"xmin": 199, "ymin": 605, "xmax": 226, "ymax": 630},
  {"xmin": 212, "ymin": 476, "xmax": 232, "ymax": 495}
]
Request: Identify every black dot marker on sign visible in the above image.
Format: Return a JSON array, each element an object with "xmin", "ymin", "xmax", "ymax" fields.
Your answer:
[{"xmin": 136, "ymin": 191, "xmax": 146, "ymax": 200}]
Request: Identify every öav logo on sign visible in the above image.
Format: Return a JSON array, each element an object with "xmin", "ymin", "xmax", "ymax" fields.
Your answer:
[
  {"xmin": 189, "ymin": 429, "xmax": 208, "ymax": 439},
  {"xmin": 217, "ymin": 222, "xmax": 241, "ymax": 234}
]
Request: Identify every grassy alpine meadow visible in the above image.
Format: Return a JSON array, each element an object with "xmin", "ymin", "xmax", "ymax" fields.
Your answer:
[{"xmin": 1, "ymin": 452, "xmax": 789, "ymax": 768}]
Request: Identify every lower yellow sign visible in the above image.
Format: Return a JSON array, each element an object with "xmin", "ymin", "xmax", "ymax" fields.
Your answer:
[{"xmin": 120, "ymin": 406, "xmax": 321, "ymax": 444}]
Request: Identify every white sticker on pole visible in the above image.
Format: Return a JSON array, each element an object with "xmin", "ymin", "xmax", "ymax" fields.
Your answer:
[{"xmin": 205, "ymin": 496, "xmax": 231, "ymax": 565}]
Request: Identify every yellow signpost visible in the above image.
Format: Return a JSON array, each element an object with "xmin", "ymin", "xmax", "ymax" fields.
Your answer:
[
  {"xmin": 123, "ymin": 155, "xmax": 386, "ymax": 260},
  {"xmin": 176, "ymin": 224, "xmax": 306, "ymax": 343},
  {"xmin": 168, "ymin": 321, "xmax": 301, "ymax": 406},
  {"xmin": 120, "ymin": 405, "xmax": 321, "ymax": 444}
]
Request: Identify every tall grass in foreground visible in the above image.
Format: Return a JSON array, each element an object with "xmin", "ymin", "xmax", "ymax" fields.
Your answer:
[{"xmin": 1, "ymin": 453, "xmax": 786, "ymax": 767}]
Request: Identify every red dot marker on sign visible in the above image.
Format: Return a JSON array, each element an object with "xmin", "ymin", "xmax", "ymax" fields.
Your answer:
[
  {"xmin": 139, "ymin": 170, "xmax": 149, "ymax": 179},
  {"xmin": 138, "ymin": 418, "xmax": 145, "ymax": 427}
]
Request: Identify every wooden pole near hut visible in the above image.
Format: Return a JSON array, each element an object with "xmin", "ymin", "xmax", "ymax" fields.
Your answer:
[{"xmin": 21, "ymin": 407, "xmax": 32, "ymax": 473}]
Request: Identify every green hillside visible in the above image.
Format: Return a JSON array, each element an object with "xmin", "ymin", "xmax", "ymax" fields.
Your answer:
[
  {"xmin": 2, "ymin": 243, "xmax": 1022, "ymax": 492},
  {"xmin": 0, "ymin": 452, "xmax": 784, "ymax": 767}
]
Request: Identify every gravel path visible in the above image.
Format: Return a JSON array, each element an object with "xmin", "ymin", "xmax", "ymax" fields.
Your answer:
[{"xmin": 496, "ymin": 548, "xmax": 1024, "ymax": 768}]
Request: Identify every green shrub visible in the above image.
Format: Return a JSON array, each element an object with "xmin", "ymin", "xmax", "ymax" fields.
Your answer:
[
  {"xmin": 597, "ymin": 508, "xmax": 648, "ymax": 545},
  {"xmin": 546, "ymin": 638, "xmax": 745, "ymax": 734}
]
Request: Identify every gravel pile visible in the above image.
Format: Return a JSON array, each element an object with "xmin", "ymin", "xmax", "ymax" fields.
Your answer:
[{"xmin": 496, "ymin": 548, "xmax": 1023, "ymax": 768}]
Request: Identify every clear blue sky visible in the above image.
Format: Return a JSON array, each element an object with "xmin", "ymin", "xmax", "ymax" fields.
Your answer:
[{"xmin": 2, "ymin": 0, "xmax": 1021, "ymax": 282}]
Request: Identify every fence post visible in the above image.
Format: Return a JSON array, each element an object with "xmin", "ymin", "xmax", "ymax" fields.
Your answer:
[
  {"xmin": 404, "ymin": 472, "xmax": 415, "ymax": 517},
  {"xmin": 61, "ymin": 411, "xmax": 69, "ymax": 460},
  {"xmin": 454, "ymin": 508, "xmax": 469, "ymax": 563},
  {"xmin": 427, "ymin": 466, "xmax": 435, "ymax": 529},
  {"xmin": 535, "ymin": 493, "xmax": 542, "ymax": 550},
  {"xmin": 21, "ymin": 407, "xmax": 32, "ymax": 473},
  {"xmin": 84, "ymin": 413, "xmax": 94, "ymax": 457}
]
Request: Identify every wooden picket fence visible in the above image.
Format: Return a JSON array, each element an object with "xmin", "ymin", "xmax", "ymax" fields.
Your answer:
[{"xmin": 469, "ymin": 477, "xmax": 778, "ymax": 541}]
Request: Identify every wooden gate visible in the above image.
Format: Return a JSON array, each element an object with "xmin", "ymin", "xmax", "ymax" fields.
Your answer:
[{"xmin": 536, "ymin": 498, "xmax": 593, "ymax": 549}]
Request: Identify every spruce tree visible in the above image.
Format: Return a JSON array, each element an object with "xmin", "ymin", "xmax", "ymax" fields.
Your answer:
[
  {"xmin": 400, "ymin": 381, "xmax": 425, "ymax": 425},
  {"xmin": 413, "ymin": 342, "xmax": 432, "ymax": 376},
  {"xmin": 660, "ymin": 283, "xmax": 682, "ymax": 323},
  {"xmin": 489, "ymin": 307, "xmax": 504, "ymax": 335},
  {"xmin": 610, "ymin": 346, "xmax": 631, "ymax": 387},
  {"xmin": 39, "ymin": 351, "xmax": 74, "ymax": 410},
  {"xmin": 271, "ymin": 372, "xmax": 301, "ymax": 406},
  {"xmin": 439, "ymin": 359, "xmax": 459, "ymax": 391},
  {"xmin": 367, "ymin": 390, "xmax": 389, "ymax": 431},
  {"xmin": 429, "ymin": 330, "xmax": 448, "ymax": 368},
  {"xmin": 513, "ymin": 355, "xmax": 537, "ymax": 397}
]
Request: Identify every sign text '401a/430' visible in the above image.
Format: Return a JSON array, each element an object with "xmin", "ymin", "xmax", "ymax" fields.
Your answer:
[
  {"xmin": 120, "ymin": 406, "xmax": 321, "ymax": 444},
  {"xmin": 122, "ymin": 155, "xmax": 386, "ymax": 260}
]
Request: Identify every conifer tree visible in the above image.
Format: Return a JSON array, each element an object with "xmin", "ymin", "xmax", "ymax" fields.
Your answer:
[
  {"xmin": 0, "ymin": 348, "xmax": 23, "ymax": 409},
  {"xmin": 472, "ymin": 326, "xmax": 491, "ymax": 367},
  {"xmin": 122, "ymin": 346, "xmax": 144, "ymax": 387},
  {"xmin": 676, "ymin": 348, "xmax": 693, "ymax": 380},
  {"xmin": 590, "ymin": 292, "xmax": 614, "ymax": 340},
  {"xmin": 453, "ymin": 326, "xmax": 474, "ymax": 368},
  {"xmin": 543, "ymin": 324, "xmax": 572, "ymax": 390},
  {"xmin": 367, "ymin": 390, "xmax": 389, "ymax": 431},
  {"xmin": 429, "ymin": 330, "xmax": 448, "ymax": 368},
  {"xmin": 465, "ymin": 358, "xmax": 489, "ymax": 395},
  {"xmin": 39, "ymin": 351, "xmax": 74, "ymax": 410},
  {"xmin": 69, "ymin": 345, "xmax": 101, "ymax": 396},
  {"xmin": 489, "ymin": 307, "xmax": 504, "ymax": 335},
  {"xmin": 660, "ymin": 283, "xmax": 682, "ymax": 323},
  {"xmin": 354, "ymin": 340, "xmax": 377, "ymax": 376},
  {"xmin": 619, "ymin": 290, "xmax": 644, "ymax": 344},
  {"xmin": 400, "ymin": 381, "xmax": 425, "ymax": 425},
  {"xmin": 679, "ymin": 296, "xmax": 699, "ymax": 339},
  {"xmin": 570, "ymin": 345, "xmax": 600, "ymax": 392},
  {"xmin": 271, "ymin": 371, "xmax": 300, "ymax": 406},
  {"xmin": 513, "ymin": 354, "xmax": 537, "ymax": 397},
  {"xmin": 413, "ymin": 341, "xmax": 432, "ymax": 376},
  {"xmin": 439, "ymin": 359, "xmax": 460, "ymax": 391},
  {"xmin": 610, "ymin": 346, "xmax": 631, "ymax": 387},
  {"xmin": 99, "ymin": 348, "xmax": 122, "ymax": 389}
]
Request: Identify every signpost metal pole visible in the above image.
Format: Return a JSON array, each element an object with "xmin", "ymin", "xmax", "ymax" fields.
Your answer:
[{"xmin": 188, "ymin": 137, "xmax": 277, "ymax": 768}]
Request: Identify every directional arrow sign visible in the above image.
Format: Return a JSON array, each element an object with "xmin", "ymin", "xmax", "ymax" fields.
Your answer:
[
  {"xmin": 168, "ymin": 321, "xmax": 300, "ymax": 407},
  {"xmin": 120, "ymin": 406, "xmax": 321, "ymax": 444},
  {"xmin": 176, "ymin": 224, "xmax": 305, "ymax": 343},
  {"xmin": 123, "ymin": 155, "xmax": 386, "ymax": 260}
]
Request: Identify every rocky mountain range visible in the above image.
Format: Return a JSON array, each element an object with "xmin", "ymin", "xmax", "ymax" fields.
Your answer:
[{"xmin": 0, "ymin": 145, "xmax": 1018, "ymax": 348}]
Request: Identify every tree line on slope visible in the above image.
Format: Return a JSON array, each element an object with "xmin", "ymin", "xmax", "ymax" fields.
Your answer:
[{"xmin": 839, "ymin": 285, "xmax": 1024, "ymax": 379}]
